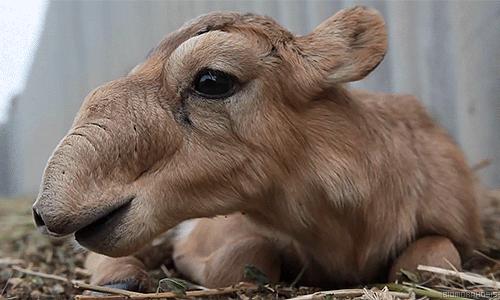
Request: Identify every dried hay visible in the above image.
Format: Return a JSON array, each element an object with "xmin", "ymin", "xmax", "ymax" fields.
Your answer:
[{"xmin": 1, "ymin": 194, "xmax": 498, "ymax": 299}]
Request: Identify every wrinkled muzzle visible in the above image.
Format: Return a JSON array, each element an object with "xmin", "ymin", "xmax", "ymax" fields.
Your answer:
[{"xmin": 32, "ymin": 77, "xmax": 180, "ymax": 256}]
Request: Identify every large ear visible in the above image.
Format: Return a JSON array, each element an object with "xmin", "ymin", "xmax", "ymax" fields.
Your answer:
[{"xmin": 296, "ymin": 6, "xmax": 387, "ymax": 83}]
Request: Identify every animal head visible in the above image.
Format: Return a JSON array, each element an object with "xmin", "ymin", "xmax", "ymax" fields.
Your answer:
[{"xmin": 33, "ymin": 6, "xmax": 387, "ymax": 256}]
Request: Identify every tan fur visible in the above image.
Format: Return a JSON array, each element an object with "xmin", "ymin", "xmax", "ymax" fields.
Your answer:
[
  {"xmin": 173, "ymin": 215, "xmax": 281, "ymax": 287},
  {"xmin": 33, "ymin": 6, "xmax": 484, "ymax": 288},
  {"xmin": 388, "ymin": 236, "xmax": 461, "ymax": 282},
  {"xmin": 85, "ymin": 253, "xmax": 149, "ymax": 290}
]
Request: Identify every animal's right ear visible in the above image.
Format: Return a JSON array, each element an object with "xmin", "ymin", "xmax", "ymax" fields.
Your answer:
[{"xmin": 295, "ymin": 6, "xmax": 387, "ymax": 85}]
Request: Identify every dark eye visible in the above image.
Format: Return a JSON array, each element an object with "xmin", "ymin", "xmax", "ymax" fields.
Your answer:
[{"xmin": 193, "ymin": 69, "xmax": 236, "ymax": 99}]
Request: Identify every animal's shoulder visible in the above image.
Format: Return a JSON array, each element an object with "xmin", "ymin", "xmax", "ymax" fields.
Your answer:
[
  {"xmin": 351, "ymin": 89, "xmax": 423, "ymax": 111},
  {"xmin": 350, "ymin": 89, "xmax": 434, "ymax": 126}
]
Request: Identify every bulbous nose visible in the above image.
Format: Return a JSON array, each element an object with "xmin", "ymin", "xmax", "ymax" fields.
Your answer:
[{"xmin": 32, "ymin": 204, "xmax": 67, "ymax": 237}]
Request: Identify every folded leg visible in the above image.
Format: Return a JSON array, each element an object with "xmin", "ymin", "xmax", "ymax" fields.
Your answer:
[
  {"xmin": 84, "ymin": 231, "xmax": 173, "ymax": 291},
  {"xmin": 173, "ymin": 215, "xmax": 281, "ymax": 287},
  {"xmin": 389, "ymin": 236, "xmax": 461, "ymax": 282}
]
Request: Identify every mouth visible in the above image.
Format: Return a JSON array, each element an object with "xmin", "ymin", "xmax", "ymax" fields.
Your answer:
[{"xmin": 74, "ymin": 197, "xmax": 133, "ymax": 243}]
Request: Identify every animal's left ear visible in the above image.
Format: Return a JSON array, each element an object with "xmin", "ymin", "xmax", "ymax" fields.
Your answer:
[{"xmin": 296, "ymin": 6, "xmax": 387, "ymax": 83}]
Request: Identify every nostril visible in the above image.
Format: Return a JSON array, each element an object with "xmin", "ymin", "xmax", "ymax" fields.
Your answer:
[
  {"xmin": 32, "ymin": 203, "xmax": 68, "ymax": 237},
  {"xmin": 33, "ymin": 208, "xmax": 46, "ymax": 228}
]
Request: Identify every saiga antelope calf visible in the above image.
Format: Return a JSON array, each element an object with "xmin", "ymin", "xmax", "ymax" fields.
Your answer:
[{"xmin": 33, "ymin": 6, "xmax": 486, "ymax": 291}]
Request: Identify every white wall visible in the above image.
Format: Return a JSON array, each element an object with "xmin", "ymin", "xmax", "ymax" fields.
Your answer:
[{"xmin": 3, "ymin": 0, "xmax": 499, "ymax": 196}]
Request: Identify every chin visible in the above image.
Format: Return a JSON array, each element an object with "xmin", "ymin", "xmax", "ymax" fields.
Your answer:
[{"xmin": 74, "ymin": 205, "xmax": 151, "ymax": 257}]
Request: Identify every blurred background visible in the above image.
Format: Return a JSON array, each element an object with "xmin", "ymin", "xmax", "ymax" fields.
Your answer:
[{"xmin": 0, "ymin": 0, "xmax": 499, "ymax": 198}]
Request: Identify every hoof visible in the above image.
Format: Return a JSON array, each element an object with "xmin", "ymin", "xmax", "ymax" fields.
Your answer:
[
  {"xmin": 104, "ymin": 279, "xmax": 148, "ymax": 292},
  {"xmin": 83, "ymin": 278, "xmax": 149, "ymax": 296}
]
